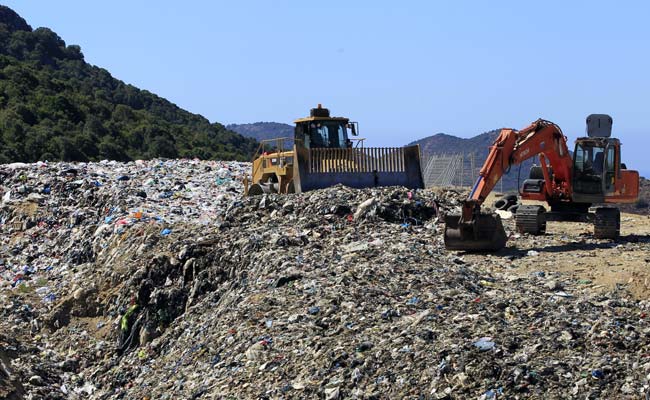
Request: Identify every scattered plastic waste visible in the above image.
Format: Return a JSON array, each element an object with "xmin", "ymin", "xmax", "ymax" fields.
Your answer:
[
  {"xmin": 473, "ymin": 337, "xmax": 496, "ymax": 351},
  {"xmin": 591, "ymin": 369, "xmax": 604, "ymax": 379},
  {"xmin": 0, "ymin": 160, "xmax": 648, "ymax": 399}
]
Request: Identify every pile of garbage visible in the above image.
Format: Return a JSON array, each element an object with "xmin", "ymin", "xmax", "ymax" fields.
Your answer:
[{"xmin": 1, "ymin": 160, "xmax": 650, "ymax": 399}]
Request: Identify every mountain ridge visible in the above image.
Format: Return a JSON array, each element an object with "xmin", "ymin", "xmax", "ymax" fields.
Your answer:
[
  {"xmin": 409, "ymin": 130, "xmax": 501, "ymax": 156},
  {"xmin": 227, "ymin": 122, "xmax": 294, "ymax": 143}
]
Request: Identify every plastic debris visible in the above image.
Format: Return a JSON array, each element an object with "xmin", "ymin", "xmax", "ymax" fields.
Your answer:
[
  {"xmin": 473, "ymin": 337, "xmax": 496, "ymax": 351},
  {"xmin": 0, "ymin": 160, "xmax": 648, "ymax": 399}
]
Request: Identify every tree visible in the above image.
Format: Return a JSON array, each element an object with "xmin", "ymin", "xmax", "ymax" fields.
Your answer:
[
  {"xmin": 73, "ymin": 133, "xmax": 99, "ymax": 160},
  {"xmin": 51, "ymin": 135, "xmax": 86, "ymax": 161},
  {"xmin": 0, "ymin": 5, "xmax": 259, "ymax": 163},
  {"xmin": 149, "ymin": 136, "xmax": 178, "ymax": 159},
  {"xmin": 98, "ymin": 138, "xmax": 128, "ymax": 161}
]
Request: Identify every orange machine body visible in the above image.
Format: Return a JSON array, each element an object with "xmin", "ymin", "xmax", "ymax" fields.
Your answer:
[{"xmin": 446, "ymin": 116, "xmax": 640, "ymax": 251}]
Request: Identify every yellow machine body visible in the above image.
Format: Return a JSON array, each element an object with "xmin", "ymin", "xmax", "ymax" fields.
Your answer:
[{"xmin": 245, "ymin": 105, "xmax": 424, "ymax": 195}]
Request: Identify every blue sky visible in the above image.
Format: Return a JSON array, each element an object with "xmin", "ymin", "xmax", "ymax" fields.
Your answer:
[{"xmin": 4, "ymin": 1, "xmax": 649, "ymax": 176}]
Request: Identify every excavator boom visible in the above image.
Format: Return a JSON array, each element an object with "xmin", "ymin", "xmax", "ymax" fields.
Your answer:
[
  {"xmin": 469, "ymin": 120, "xmax": 572, "ymax": 204},
  {"xmin": 444, "ymin": 119, "xmax": 573, "ymax": 251}
]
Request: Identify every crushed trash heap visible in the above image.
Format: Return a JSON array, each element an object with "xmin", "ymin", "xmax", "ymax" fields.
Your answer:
[{"xmin": 1, "ymin": 159, "xmax": 650, "ymax": 399}]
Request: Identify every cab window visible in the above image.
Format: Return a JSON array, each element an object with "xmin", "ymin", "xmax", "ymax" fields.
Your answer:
[
  {"xmin": 309, "ymin": 121, "xmax": 349, "ymax": 148},
  {"xmin": 606, "ymin": 146, "xmax": 615, "ymax": 173},
  {"xmin": 574, "ymin": 143, "xmax": 605, "ymax": 175}
]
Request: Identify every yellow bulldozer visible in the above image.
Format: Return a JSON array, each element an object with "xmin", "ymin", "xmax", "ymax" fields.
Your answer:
[{"xmin": 244, "ymin": 105, "xmax": 424, "ymax": 195}]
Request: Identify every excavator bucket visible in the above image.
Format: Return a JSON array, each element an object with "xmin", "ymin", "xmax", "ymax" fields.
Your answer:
[
  {"xmin": 291, "ymin": 144, "xmax": 424, "ymax": 193},
  {"xmin": 444, "ymin": 211, "xmax": 507, "ymax": 252}
]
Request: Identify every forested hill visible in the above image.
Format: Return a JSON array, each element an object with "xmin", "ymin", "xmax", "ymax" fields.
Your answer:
[{"xmin": 0, "ymin": 6, "xmax": 257, "ymax": 163}]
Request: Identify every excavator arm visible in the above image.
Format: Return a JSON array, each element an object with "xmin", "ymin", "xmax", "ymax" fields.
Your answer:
[
  {"xmin": 445, "ymin": 119, "xmax": 573, "ymax": 251},
  {"xmin": 470, "ymin": 119, "xmax": 573, "ymax": 204}
]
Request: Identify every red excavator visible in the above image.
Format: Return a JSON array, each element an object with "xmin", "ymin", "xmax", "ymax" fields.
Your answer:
[{"xmin": 444, "ymin": 114, "xmax": 639, "ymax": 251}]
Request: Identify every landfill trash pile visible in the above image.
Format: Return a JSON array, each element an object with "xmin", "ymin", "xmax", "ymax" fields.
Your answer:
[{"xmin": 1, "ymin": 160, "xmax": 650, "ymax": 399}]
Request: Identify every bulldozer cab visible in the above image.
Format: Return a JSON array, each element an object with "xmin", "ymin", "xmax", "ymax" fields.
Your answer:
[
  {"xmin": 295, "ymin": 119, "xmax": 350, "ymax": 149},
  {"xmin": 294, "ymin": 104, "xmax": 359, "ymax": 149}
]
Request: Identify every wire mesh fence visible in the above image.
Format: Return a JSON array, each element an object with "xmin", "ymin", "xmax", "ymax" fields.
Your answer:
[{"xmin": 422, "ymin": 152, "xmax": 506, "ymax": 192}]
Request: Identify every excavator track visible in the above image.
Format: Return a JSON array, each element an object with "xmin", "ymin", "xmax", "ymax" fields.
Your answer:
[
  {"xmin": 593, "ymin": 207, "xmax": 620, "ymax": 239},
  {"xmin": 515, "ymin": 205, "xmax": 547, "ymax": 235}
]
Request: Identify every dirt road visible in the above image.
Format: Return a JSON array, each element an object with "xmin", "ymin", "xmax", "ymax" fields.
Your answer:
[{"xmin": 463, "ymin": 208, "xmax": 650, "ymax": 299}]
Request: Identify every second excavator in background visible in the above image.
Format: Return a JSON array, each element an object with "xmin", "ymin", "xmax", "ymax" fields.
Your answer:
[{"xmin": 444, "ymin": 114, "xmax": 639, "ymax": 251}]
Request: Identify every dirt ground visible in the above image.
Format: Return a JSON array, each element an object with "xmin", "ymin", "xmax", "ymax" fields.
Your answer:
[{"xmin": 464, "ymin": 194, "xmax": 650, "ymax": 299}]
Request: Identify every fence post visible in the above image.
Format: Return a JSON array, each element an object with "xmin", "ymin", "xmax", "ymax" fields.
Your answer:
[{"xmin": 460, "ymin": 153, "xmax": 464, "ymax": 188}]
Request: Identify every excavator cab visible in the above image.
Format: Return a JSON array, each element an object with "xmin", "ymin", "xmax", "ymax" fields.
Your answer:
[
  {"xmin": 571, "ymin": 114, "xmax": 635, "ymax": 203},
  {"xmin": 572, "ymin": 139, "xmax": 610, "ymax": 197}
]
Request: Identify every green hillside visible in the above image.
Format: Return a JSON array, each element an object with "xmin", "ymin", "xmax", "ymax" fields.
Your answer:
[{"xmin": 0, "ymin": 6, "xmax": 257, "ymax": 163}]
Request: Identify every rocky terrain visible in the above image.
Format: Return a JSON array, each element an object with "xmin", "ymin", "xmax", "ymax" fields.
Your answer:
[{"xmin": 1, "ymin": 160, "xmax": 650, "ymax": 399}]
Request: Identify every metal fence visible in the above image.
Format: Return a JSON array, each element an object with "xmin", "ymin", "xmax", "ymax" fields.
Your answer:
[
  {"xmin": 422, "ymin": 152, "xmax": 535, "ymax": 191},
  {"xmin": 422, "ymin": 153, "xmax": 478, "ymax": 188}
]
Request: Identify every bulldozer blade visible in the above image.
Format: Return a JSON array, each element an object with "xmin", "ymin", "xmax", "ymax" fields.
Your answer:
[
  {"xmin": 444, "ymin": 212, "xmax": 507, "ymax": 252},
  {"xmin": 292, "ymin": 144, "xmax": 424, "ymax": 193}
]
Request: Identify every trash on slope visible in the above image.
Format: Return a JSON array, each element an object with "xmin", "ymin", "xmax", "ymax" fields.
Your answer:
[{"xmin": 0, "ymin": 160, "xmax": 648, "ymax": 399}]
